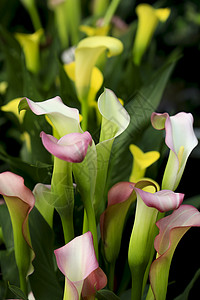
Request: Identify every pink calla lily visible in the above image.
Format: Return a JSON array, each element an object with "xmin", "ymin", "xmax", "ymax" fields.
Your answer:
[
  {"xmin": 147, "ymin": 205, "xmax": 200, "ymax": 300},
  {"xmin": 54, "ymin": 231, "xmax": 107, "ymax": 300},
  {"xmin": 0, "ymin": 172, "xmax": 35, "ymax": 294},
  {"xmin": 128, "ymin": 184, "xmax": 184, "ymax": 299},
  {"xmin": 151, "ymin": 112, "xmax": 198, "ymax": 190},
  {"xmin": 40, "ymin": 131, "xmax": 93, "ymax": 163}
]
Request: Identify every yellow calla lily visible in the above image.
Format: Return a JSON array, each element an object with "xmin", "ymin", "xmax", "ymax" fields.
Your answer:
[
  {"xmin": 129, "ymin": 144, "xmax": 160, "ymax": 182},
  {"xmin": 15, "ymin": 28, "xmax": 43, "ymax": 73},
  {"xmin": 133, "ymin": 4, "xmax": 170, "ymax": 65},
  {"xmin": 1, "ymin": 98, "xmax": 26, "ymax": 124},
  {"xmin": 75, "ymin": 36, "xmax": 123, "ymax": 102},
  {"xmin": 64, "ymin": 61, "xmax": 104, "ymax": 124},
  {"xmin": 79, "ymin": 25, "xmax": 110, "ymax": 37}
]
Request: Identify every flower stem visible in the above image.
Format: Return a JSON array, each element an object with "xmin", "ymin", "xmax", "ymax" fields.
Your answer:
[
  {"xmin": 81, "ymin": 99, "xmax": 89, "ymax": 132},
  {"xmin": 108, "ymin": 262, "xmax": 115, "ymax": 291},
  {"xmin": 51, "ymin": 157, "xmax": 75, "ymax": 243},
  {"xmin": 103, "ymin": 0, "xmax": 121, "ymax": 26},
  {"xmin": 83, "ymin": 195, "xmax": 98, "ymax": 260}
]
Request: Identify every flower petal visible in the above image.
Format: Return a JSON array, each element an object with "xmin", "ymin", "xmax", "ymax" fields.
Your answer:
[
  {"xmin": 133, "ymin": 4, "xmax": 170, "ymax": 65},
  {"xmin": 54, "ymin": 232, "xmax": 99, "ymax": 297},
  {"xmin": 82, "ymin": 267, "xmax": 107, "ymax": 298},
  {"xmin": 134, "ymin": 188, "xmax": 184, "ymax": 213},
  {"xmin": 75, "ymin": 36, "xmax": 123, "ymax": 100},
  {"xmin": 19, "ymin": 96, "xmax": 81, "ymax": 137},
  {"xmin": 151, "ymin": 112, "xmax": 198, "ymax": 190},
  {"xmin": 40, "ymin": 131, "xmax": 92, "ymax": 162}
]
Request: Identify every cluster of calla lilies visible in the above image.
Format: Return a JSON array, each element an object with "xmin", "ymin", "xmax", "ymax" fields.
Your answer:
[
  {"xmin": 0, "ymin": 88, "xmax": 199, "ymax": 300},
  {"xmin": 0, "ymin": 1, "xmax": 199, "ymax": 300}
]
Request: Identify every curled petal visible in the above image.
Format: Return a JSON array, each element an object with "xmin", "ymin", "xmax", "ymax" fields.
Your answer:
[
  {"xmin": 40, "ymin": 131, "xmax": 92, "ymax": 162},
  {"xmin": 134, "ymin": 188, "xmax": 184, "ymax": 213},
  {"xmin": 19, "ymin": 96, "xmax": 80, "ymax": 136},
  {"xmin": 82, "ymin": 267, "xmax": 107, "ymax": 298}
]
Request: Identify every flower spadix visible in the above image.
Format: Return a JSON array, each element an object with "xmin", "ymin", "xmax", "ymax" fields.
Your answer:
[
  {"xmin": 54, "ymin": 231, "xmax": 107, "ymax": 300},
  {"xmin": 75, "ymin": 36, "xmax": 123, "ymax": 101},
  {"xmin": 133, "ymin": 4, "xmax": 170, "ymax": 65},
  {"xmin": 15, "ymin": 29, "xmax": 43, "ymax": 73},
  {"xmin": 94, "ymin": 88, "xmax": 130, "ymax": 219},
  {"xmin": 129, "ymin": 144, "xmax": 160, "ymax": 182},
  {"xmin": 0, "ymin": 172, "xmax": 35, "ymax": 294},
  {"xmin": 40, "ymin": 131, "xmax": 92, "ymax": 163},
  {"xmin": 19, "ymin": 96, "xmax": 80, "ymax": 137},
  {"xmin": 151, "ymin": 112, "xmax": 198, "ymax": 190},
  {"xmin": 128, "ymin": 183, "xmax": 184, "ymax": 299},
  {"xmin": 147, "ymin": 205, "xmax": 200, "ymax": 300}
]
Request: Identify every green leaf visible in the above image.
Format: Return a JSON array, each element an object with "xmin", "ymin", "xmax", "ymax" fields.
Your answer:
[
  {"xmin": 96, "ymin": 289, "xmax": 121, "ymax": 300},
  {"xmin": 8, "ymin": 283, "xmax": 28, "ymax": 300},
  {"xmin": 29, "ymin": 207, "xmax": 63, "ymax": 300},
  {"xmin": 107, "ymin": 49, "xmax": 181, "ymax": 189},
  {"xmin": 174, "ymin": 268, "xmax": 200, "ymax": 300},
  {"xmin": 0, "ymin": 145, "xmax": 52, "ymax": 190}
]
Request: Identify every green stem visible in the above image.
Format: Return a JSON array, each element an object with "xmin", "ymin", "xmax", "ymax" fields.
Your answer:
[
  {"xmin": 51, "ymin": 157, "xmax": 74, "ymax": 243},
  {"xmin": 83, "ymin": 195, "xmax": 98, "ymax": 260},
  {"xmin": 108, "ymin": 262, "xmax": 115, "ymax": 291},
  {"xmin": 57, "ymin": 206, "xmax": 74, "ymax": 244},
  {"xmin": 103, "ymin": 0, "xmax": 121, "ymax": 26},
  {"xmin": 55, "ymin": 3, "xmax": 69, "ymax": 49},
  {"xmin": 81, "ymin": 99, "xmax": 89, "ymax": 132},
  {"xmin": 28, "ymin": 4, "xmax": 42, "ymax": 31},
  {"xmin": 19, "ymin": 273, "xmax": 28, "ymax": 296},
  {"xmin": 82, "ymin": 209, "xmax": 89, "ymax": 233}
]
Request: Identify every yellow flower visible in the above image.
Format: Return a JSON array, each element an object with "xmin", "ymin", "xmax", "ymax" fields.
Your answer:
[
  {"xmin": 64, "ymin": 61, "xmax": 103, "ymax": 123},
  {"xmin": 79, "ymin": 25, "xmax": 110, "ymax": 37},
  {"xmin": 133, "ymin": 4, "xmax": 170, "ymax": 65},
  {"xmin": 1, "ymin": 98, "xmax": 26, "ymax": 124},
  {"xmin": 129, "ymin": 144, "xmax": 160, "ymax": 182},
  {"xmin": 15, "ymin": 29, "xmax": 43, "ymax": 73},
  {"xmin": 75, "ymin": 36, "xmax": 123, "ymax": 101}
]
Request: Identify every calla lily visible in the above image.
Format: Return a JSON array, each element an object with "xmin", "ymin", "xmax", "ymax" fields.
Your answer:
[
  {"xmin": 40, "ymin": 131, "xmax": 93, "ymax": 163},
  {"xmin": 133, "ymin": 4, "xmax": 170, "ymax": 65},
  {"xmin": 64, "ymin": 61, "xmax": 103, "ymax": 123},
  {"xmin": 94, "ymin": 89, "xmax": 130, "ymax": 219},
  {"xmin": 1, "ymin": 98, "xmax": 26, "ymax": 124},
  {"xmin": 15, "ymin": 29, "xmax": 43, "ymax": 73},
  {"xmin": 79, "ymin": 24, "xmax": 110, "ymax": 37},
  {"xmin": 19, "ymin": 96, "xmax": 81, "ymax": 137},
  {"xmin": 74, "ymin": 36, "xmax": 123, "ymax": 102},
  {"xmin": 151, "ymin": 112, "xmax": 198, "ymax": 190},
  {"xmin": 146, "ymin": 205, "xmax": 200, "ymax": 300},
  {"xmin": 54, "ymin": 231, "xmax": 107, "ymax": 300},
  {"xmin": 128, "ymin": 185, "xmax": 184, "ymax": 299},
  {"xmin": 0, "ymin": 172, "xmax": 35, "ymax": 295},
  {"xmin": 129, "ymin": 144, "xmax": 160, "ymax": 182}
]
